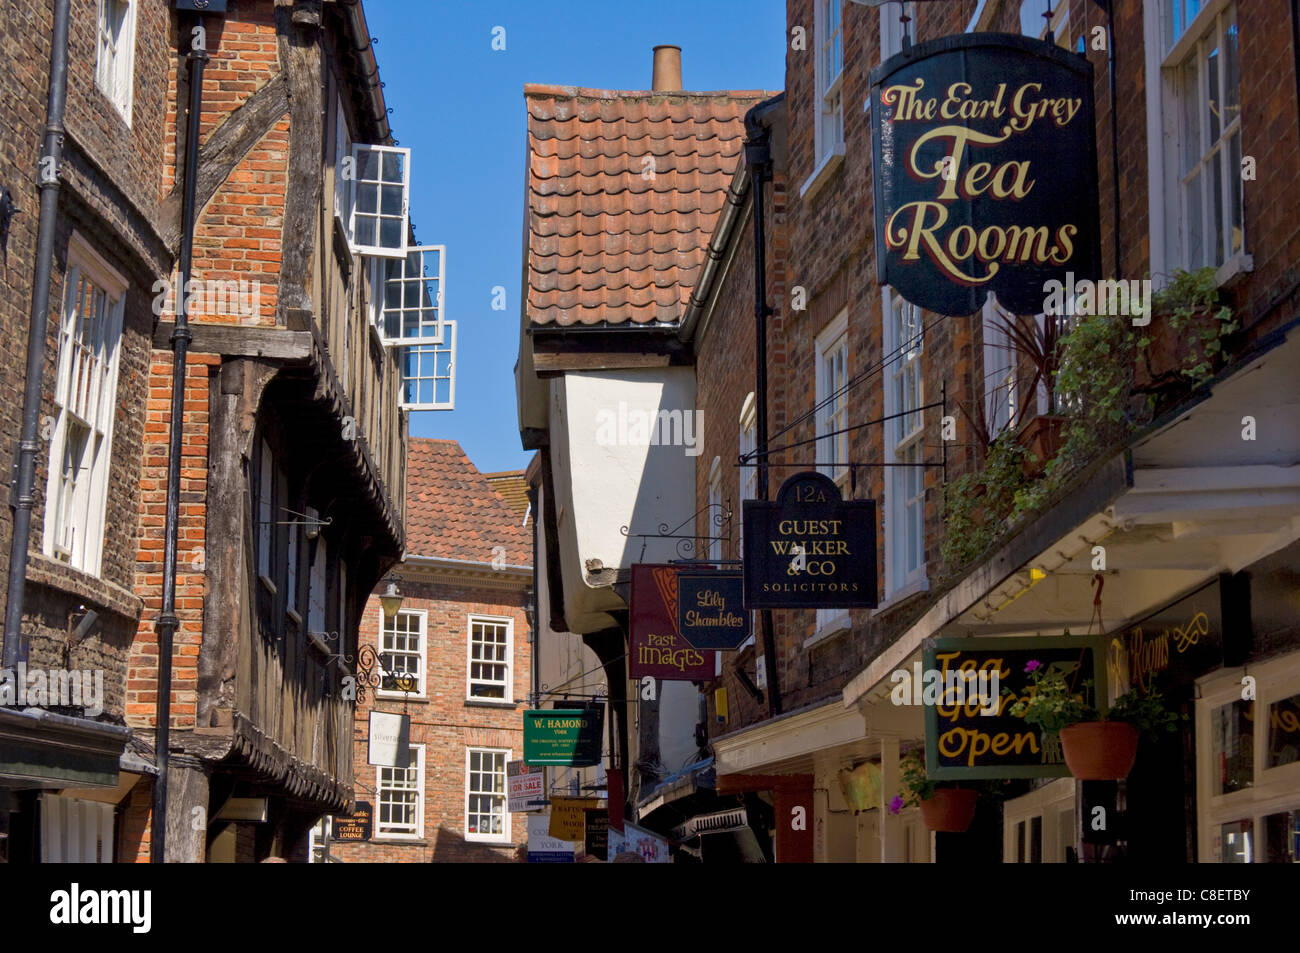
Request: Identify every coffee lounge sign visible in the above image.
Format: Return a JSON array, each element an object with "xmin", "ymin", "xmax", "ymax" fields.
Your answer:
[
  {"xmin": 743, "ymin": 472, "xmax": 877, "ymax": 609},
  {"xmin": 871, "ymin": 34, "xmax": 1101, "ymax": 316}
]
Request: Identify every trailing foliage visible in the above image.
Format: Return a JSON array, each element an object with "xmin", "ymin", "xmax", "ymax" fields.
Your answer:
[{"xmin": 1145, "ymin": 266, "xmax": 1237, "ymax": 385}]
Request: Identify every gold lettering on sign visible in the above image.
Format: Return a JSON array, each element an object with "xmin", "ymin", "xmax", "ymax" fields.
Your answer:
[{"xmin": 881, "ymin": 75, "xmax": 1086, "ymax": 285}]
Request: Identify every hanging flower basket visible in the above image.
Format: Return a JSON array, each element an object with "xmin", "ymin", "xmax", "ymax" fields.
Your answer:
[
  {"xmin": 918, "ymin": 788, "xmax": 978, "ymax": 833},
  {"xmin": 1059, "ymin": 721, "xmax": 1139, "ymax": 780}
]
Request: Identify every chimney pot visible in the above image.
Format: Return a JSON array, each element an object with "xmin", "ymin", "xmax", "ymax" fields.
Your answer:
[{"xmin": 652, "ymin": 45, "xmax": 682, "ymax": 92}]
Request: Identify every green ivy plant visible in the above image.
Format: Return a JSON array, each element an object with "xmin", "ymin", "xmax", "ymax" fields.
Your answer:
[{"xmin": 1146, "ymin": 267, "xmax": 1238, "ymax": 385}]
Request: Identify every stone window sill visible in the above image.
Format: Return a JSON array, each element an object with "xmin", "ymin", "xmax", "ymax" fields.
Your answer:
[
  {"xmin": 25, "ymin": 551, "xmax": 143, "ymax": 621},
  {"xmin": 799, "ymin": 145, "xmax": 845, "ymax": 202},
  {"xmin": 464, "ymin": 698, "xmax": 518, "ymax": 710},
  {"xmin": 804, "ymin": 611, "xmax": 852, "ymax": 649},
  {"xmin": 1214, "ymin": 253, "xmax": 1253, "ymax": 290},
  {"xmin": 871, "ymin": 577, "xmax": 931, "ymax": 619}
]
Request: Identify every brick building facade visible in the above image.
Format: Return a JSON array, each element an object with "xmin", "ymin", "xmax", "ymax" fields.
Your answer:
[
  {"xmin": 1, "ymin": 0, "xmax": 413, "ymax": 863},
  {"xmin": 519, "ymin": 1, "xmax": 1300, "ymax": 863},
  {"xmin": 326, "ymin": 439, "xmax": 533, "ymax": 863}
]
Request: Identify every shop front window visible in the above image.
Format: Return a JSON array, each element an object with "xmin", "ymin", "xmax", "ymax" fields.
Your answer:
[
  {"xmin": 1267, "ymin": 692, "xmax": 1300, "ymax": 769},
  {"xmin": 1219, "ymin": 819, "xmax": 1252, "ymax": 863},
  {"xmin": 1263, "ymin": 810, "xmax": 1300, "ymax": 864},
  {"xmin": 1211, "ymin": 699, "xmax": 1253, "ymax": 795}
]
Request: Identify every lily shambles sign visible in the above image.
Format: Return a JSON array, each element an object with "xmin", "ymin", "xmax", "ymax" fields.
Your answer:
[
  {"xmin": 743, "ymin": 472, "xmax": 877, "ymax": 609},
  {"xmin": 870, "ymin": 34, "xmax": 1101, "ymax": 316},
  {"xmin": 677, "ymin": 571, "xmax": 749, "ymax": 650}
]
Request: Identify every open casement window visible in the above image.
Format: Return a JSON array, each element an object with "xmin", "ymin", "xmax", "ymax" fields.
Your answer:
[
  {"xmin": 378, "ymin": 246, "xmax": 444, "ymax": 346},
  {"xmin": 348, "ymin": 144, "xmax": 411, "ymax": 258},
  {"xmin": 43, "ymin": 237, "xmax": 126, "ymax": 577},
  {"xmin": 396, "ymin": 321, "xmax": 456, "ymax": 411}
]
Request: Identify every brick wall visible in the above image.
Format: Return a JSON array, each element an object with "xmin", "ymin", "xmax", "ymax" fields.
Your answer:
[{"xmin": 330, "ymin": 572, "xmax": 533, "ymax": 863}]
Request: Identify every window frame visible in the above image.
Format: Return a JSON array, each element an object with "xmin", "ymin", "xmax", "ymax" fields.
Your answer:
[
  {"xmin": 95, "ymin": 0, "xmax": 135, "ymax": 124},
  {"xmin": 375, "ymin": 743, "xmax": 425, "ymax": 840},
  {"xmin": 378, "ymin": 607, "xmax": 427, "ymax": 700},
  {"xmin": 1195, "ymin": 655, "xmax": 1300, "ymax": 862},
  {"xmin": 397, "ymin": 320, "xmax": 456, "ymax": 411},
  {"xmin": 42, "ymin": 233, "xmax": 127, "ymax": 578},
  {"xmin": 466, "ymin": 613, "xmax": 514, "ymax": 704},
  {"xmin": 981, "ymin": 295, "xmax": 1019, "ymax": 438},
  {"xmin": 881, "ymin": 287, "xmax": 928, "ymax": 598},
  {"xmin": 464, "ymin": 746, "xmax": 511, "ymax": 844},
  {"xmin": 378, "ymin": 246, "xmax": 446, "ymax": 347},
  {"xmin": 1146, "ymin": 0, "xmax": 1245, "ymax": 280},
  {"xmin": 814, "ymin": 309, "xmax": 850, "ymax": 491},
  {"xmin": 347, "ymin": 144, "xmax": 412, "ymax": 259},
  {"xmin": 707, "ymin": 455, "xmax": 723, "ymax": 563},
  {"xmin": 808, "ymin": 0, "xmax": 847, "ymax": 195},
  {"xmin": 738, "ymin": 394, "xmax": 758, "ymax": 651}
]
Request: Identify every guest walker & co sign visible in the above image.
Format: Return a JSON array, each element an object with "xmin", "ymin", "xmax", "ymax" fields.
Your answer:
[{"xmin": 742, "ymin": 472, "xmax": 877, "ymax": 609}]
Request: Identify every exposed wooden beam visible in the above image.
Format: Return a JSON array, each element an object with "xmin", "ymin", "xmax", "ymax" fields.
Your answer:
[{"xmin": 153, "ymin": 322, "xmax": 312, "ymax": 360}]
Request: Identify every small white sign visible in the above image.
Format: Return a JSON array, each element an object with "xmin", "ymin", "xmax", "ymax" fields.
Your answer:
[
  {"xmin": 507, "ymin": 760, "xmax": 544, "ymax": 813},
  {"xmin": 527, "ymin": 814, "xmax": 576, "ymax": 862},
  {"xmin": 368, "ymin": 710, "xmax": 410, "ymax": 767}
]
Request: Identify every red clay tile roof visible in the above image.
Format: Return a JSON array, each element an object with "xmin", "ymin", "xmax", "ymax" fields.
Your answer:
[
  {"xmin": 405, "ymin": 439, "xmax": 532, "ymax": 567},
  {"xmin": 484, "ymin": 471, "xmax": 531, "ymax": 524},
  {"xmin": 524, "ymin": 84, "xmax": 771, "ymax": 328}
]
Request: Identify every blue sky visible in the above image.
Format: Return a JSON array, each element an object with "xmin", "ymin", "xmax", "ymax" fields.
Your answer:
[{"xmin": 365, "ymin": 0, "xmax": 787, "ymax": 475}]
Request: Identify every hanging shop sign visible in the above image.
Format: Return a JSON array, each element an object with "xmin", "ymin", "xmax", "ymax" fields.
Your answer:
[
  {"xmin": 331, "ymin": 801, "xmax": 373, "ymax": 842},
  {"xmin": 584, "ymin": 809, "xmax": 610, "ymax": 861},
  {"xmin": 923, "ymin": 636, "xmax": 1100, "ymax": 779},
  {"xmin": 1108, "ymin": 579, "xmax": 1224, "ymax": 698},
  {"xmin": 608, "ymin": 821, "xmax": 670, "ymax": 863},
  {"xmin": 742, "ymin": 472, "xmax": 877, "ymax": 609},
  {"xmin": 677, "ymin": 571, "xmax": 750, "ymax": 650},
  {"xmin": 870, "ymin": 33, "xmax": 1101, "ymax": 316},
  {"xmin": 367, "ymin": 710, "xmax": 410, "ymax": 768},
  {"xmin": 549, "ymin": 797, "xmax": 599, "ymax": 841},
  {"xmin": 527, "ymin": 814, "xmax": 576, "ymax": 863},
  {"xmin": 507, "ymin": 760, "xmax": 545, "ymax": 813},
  {"xmin": 524, "ymin": 706, "xmax": 603, "ymax": 766},
  {"xmin": 629, "ymin": 564, "xmax": 717, "ymax": 680}
]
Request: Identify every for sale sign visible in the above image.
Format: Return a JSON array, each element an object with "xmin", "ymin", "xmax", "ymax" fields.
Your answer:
[{"xmin": 507, "ymin": 760, "xmax": 544, "ymax": 813}]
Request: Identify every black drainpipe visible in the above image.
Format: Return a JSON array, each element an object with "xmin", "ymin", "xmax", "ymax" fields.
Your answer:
[
  {"xmin": 1292, "ymin": 0, "xmax": 1300, "ymax": 155},
  {"xmin": 2, "ymin": 0, "xmax": 71, "ymax": 671},
  {"xmin": 744, "ymin": 101, "xmax": 781, "ymax": 719},
  {"xmin": 152, "ymin": 14, "xmax": 208, "ymax": 863}
]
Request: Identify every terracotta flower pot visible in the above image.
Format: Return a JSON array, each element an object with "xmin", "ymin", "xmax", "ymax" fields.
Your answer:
[
  {"xmin": 918, "ymin": 788, "xmax": 978, "ymax": 833},
  {"xmin": 1016, "ymin": 414, "xmax": 1066, "ymax": 478},
  {"xmin": 1059, "ymin": 721, "xmax": 1139, "ymax": 780}
]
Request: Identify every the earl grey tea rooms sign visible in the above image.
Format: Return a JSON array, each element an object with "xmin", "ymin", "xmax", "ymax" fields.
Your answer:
[
  {"xmin": 743, "ymin": 472, "xmax": 877, "ymax": 610},
  {"xmin": 870, "ymin": 33, "xmax": 1102, "ymax": 316}
]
